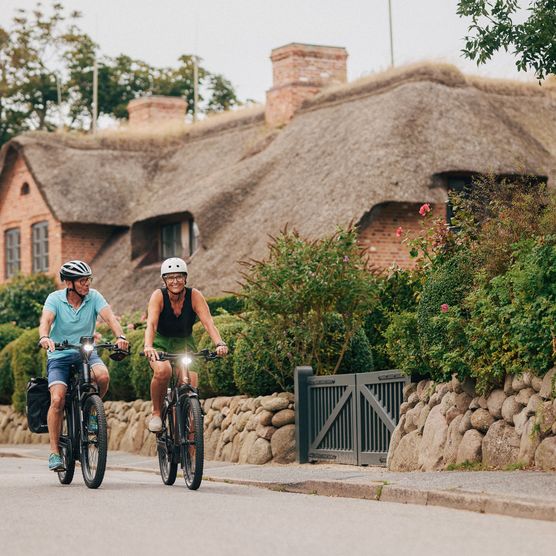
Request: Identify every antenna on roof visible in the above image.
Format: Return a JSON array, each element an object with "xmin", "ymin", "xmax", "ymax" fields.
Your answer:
[{"xmin": 388, "ymin": 0, "xmax": 395, "ymax": 67}]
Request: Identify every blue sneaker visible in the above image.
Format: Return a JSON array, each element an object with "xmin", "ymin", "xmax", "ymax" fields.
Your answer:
[
  {"xmin": 48, "ymin": 453, "xmax": 65, "ymax": 472},
  {"xmin": 88, "ymin": 413, "xmax": 98, "ymax": 433}
]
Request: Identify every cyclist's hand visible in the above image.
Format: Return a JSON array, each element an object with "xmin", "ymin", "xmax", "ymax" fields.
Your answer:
[
  {"xmin": 40, "ymin": 337, "xmax": 55, "ymax": 352},
  {"xmin": 216, "ymin": 343, "xmax": 228, "ymax": 357},
  {"xmin": 144, "ymin": 346, "xmax": 159, "ymax": 361},
  {"xmin": 116, "ymin": 337, "xmax": 129, "ymax": 351}
]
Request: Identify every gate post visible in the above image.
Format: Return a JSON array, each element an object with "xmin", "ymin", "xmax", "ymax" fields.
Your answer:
[{"xmin": 294, "ymin": 366, "xmax": 313, "ymax": 463}]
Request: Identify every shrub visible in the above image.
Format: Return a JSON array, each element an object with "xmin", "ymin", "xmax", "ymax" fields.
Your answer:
[
  {"xmin": 0, "ymin": 341, "xmax": 16, "ymax": 404},
  {"xmin": 238, "ymin": 226, "xmax": 377, "ymax": 376},
  {"xmin": 0, "ymin": 323, "xmax": 23, "ymax": 351},
  {"xmin": 11, "ymin": 328, "xmax": 46, "ymax": 412},
  {"xmin": 125, "ymin": 329, "xmax": 151, "ymax": 400},
  {"xmin": 416, "ymin": 249, "xmax": 474, "ymax": 382},
  {"xmin": 233, "ymin": 324, "xmax": 283, "ymax": 396},
  {"xmin": 206, "ymin": 295, "xmax": 244, "ymax": 316},
  {"xmin": 337, "ymin": 326, "xmax": 375, "ymax": 374},
  {"xmin": 363, "ymin": 269, "xmax": 420, "ymax": 370},
  {"xmin": 0, "ymin": 274, "xmax": 56, "ymax": 328},
  {"xmin": 384, "ymin": 312, "xmax": 429, "ymax": 378},
  {"xmin": 465, "ymin": 238, "xmax": 556, "ymax": 391},
  {"xmin": 196, "ymin": 315, "xmax": 246, "ymax": 396}
]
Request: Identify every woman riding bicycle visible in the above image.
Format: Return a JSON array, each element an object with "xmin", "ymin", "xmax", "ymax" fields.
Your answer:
[{"xmin": 143, "ymin": 257, "xmax": 228, "ymax": 432}]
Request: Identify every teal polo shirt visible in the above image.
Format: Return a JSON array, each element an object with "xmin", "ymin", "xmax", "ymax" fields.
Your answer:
[{"xmin": 43, "ymin": 288, "xmax": 108, "ymax": 360}]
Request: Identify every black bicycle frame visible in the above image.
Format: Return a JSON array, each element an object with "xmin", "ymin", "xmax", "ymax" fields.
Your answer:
[{"xmin": 165, "ymin": 376, "xmax": 198, "ymax": 462}]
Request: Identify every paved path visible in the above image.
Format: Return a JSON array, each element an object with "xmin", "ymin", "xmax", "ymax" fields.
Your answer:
[{"xmin": 1, "ymin": 444, "xmax": 555, "ymax": 522}]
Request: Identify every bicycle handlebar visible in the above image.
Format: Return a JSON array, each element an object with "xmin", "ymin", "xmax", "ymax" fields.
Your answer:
[
  {"xmin": 54, "ymin": 341, "xmax": 124, "ymax": 351},
  {"xmin": 140, "ymin": 348, "xmax": 218, "ymax": 361}
]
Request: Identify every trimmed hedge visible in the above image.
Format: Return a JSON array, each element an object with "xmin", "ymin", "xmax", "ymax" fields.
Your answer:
[
  {"xmin": 0, "ymin": 340, "xmax": 16, "ymax": 404},
  {"xmin": 0, "ymin": 274, "xmax": 56, "ymax": 328},
  {"xmin": 0, "ymin": 323, "xmax": 23, "ymax": 351},
  {"xmin": 196, "ymin": 315, "xmax": 246, "ymax": 396},
  {"xmin": 124, "ymin": 329, "xmax": 151, "ymax": 400},
  {"xmin": 12, "ymin": 328, "xmax": 46, "ymax": 412}
]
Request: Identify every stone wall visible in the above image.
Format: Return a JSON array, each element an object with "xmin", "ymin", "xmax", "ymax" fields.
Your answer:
[
  {"xmin": 388, "ymin": 369, "xmax": 556, "ymax": 471},
  {"xmin": 0, "ymin": 392, "xmax": 296, "ymax": 465}
]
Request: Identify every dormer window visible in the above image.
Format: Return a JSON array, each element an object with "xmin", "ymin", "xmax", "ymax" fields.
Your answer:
[
  {"xmin": 161, "ymin": 223, "xmax": 183, "ymax": 258},
  {"xmin": 20, "ymin": 183, "xmax": 30, "ymax": 195}
]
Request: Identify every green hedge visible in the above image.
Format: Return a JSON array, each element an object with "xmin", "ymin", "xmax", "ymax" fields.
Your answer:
[
  {"xmin": 197, "ymin": 315, "xmax": 246, "ymax": 396},
  {"xmin": 12, "ymin": 328, "xmax": 46, "ymax": 412},
  {"xmin": 0, "ymin": 340, "xmax": 17, "ymax": 404},
  {"xmin": 206, "ymin": 295, "xmax": 244, "ymax": 316},
  {"xmin": 0, "ymin": 274, "xmax": 56, "ymax": 328},
  {"xmin": 0, "ymin": 323, "xmax": 23, "ymax": 351}
]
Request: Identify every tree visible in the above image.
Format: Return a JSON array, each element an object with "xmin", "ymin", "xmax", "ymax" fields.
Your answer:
[
  {"xmin": 206, "ymin": 73, "xmax": 241, "ymax": 113},
  {"xmin": 457, "ymin": 0, "xmax": 556, "ymax": 79}
]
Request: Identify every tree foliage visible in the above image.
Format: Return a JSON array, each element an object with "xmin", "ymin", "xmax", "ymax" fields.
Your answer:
[
  {"xmin": 0, "ymin": 2, "xmax": 242, "ymax": 142},
  {"xmin": 457, "ymin": 0, "xmax": 556, "ymax": 79}
]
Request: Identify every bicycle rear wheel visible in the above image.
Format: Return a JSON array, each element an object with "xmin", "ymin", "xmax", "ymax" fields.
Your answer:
[
  {"xmin": 157, "ymin": 402, "xmax": 178, "ymax": 485},
  {"xmin": 181, "ymin": 396, "xmax": 204, "ymax": 490},
  {"xmin": 81, "ymin": 394, "xmax": 107, "ymax": 489},
  {"xmin": 57, "ymin": 406, "xmax": 75, "ymax": 485}
]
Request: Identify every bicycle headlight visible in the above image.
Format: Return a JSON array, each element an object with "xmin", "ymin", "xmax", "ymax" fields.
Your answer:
[
  {"xmin": 83, "ymin": 343, "xmax": 94, "ymax": 353},
  {"xmin": 181, "ymin": 355, "xmax": 193, "ymax": 366}
]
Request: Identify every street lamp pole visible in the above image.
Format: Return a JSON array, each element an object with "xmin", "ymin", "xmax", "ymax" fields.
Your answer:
[{"xmin": 388, "ymin": 0, "xmax": 395, "ymax": 67}]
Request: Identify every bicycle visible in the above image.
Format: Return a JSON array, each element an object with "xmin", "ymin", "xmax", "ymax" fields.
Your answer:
[
  {"xmin": 53, "ymin": 336, "xmax": 128, "ymax": 489},
  {"xmin": 141, "ymin": 348, "xmax": 217, "ymax": 490}
]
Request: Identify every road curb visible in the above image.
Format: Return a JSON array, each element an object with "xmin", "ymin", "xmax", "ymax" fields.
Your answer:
[{"xmin": 3, "ymin": 449, "xmax": 556, "ymax": 522}]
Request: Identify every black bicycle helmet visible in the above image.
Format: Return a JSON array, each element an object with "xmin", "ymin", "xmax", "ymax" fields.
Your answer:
[{"xmin": 59, "ymin": 260, "xmax": 92, "ymax": 282}]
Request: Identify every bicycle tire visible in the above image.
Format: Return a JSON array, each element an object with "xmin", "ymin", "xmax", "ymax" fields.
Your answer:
[
  {"xmin": 81, "ymin": 394, "xmax": 107, "ymax": 489},
  {"xmin": 57, "ymin": 406, "xmax": 75, "ymax": 485},
  {"xmin": 181, "ymin": 396, "xmax": 204, "ymax": 490},
  {"xmin": 157, "ymin": 402, "xmax": 178, "ymax": 485}
]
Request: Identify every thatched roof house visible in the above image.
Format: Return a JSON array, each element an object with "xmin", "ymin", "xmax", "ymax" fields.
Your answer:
[{"xmin": 1, "ymin": 53, "xmax": 555, "ymax": 313}]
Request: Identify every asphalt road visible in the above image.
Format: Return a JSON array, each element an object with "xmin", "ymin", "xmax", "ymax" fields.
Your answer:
[{"xmin": 1, "ymin": 457, "xmax": 556, "ymax": 556}]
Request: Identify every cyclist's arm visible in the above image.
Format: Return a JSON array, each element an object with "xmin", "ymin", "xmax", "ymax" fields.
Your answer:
[
  {"xmin": 98, "ymin": 305, "xmax": 128, "ymax": 350},
  {"xmin": 144, "ymin": 290, "xmax": 163, "ymax": 360},
  {"xmin": 191, "ymin": 289, "xmax": 228, "ymax": 356},
  {"xmin": 38, "ymin": 309, "xmax": 55, "ymax": 351}
]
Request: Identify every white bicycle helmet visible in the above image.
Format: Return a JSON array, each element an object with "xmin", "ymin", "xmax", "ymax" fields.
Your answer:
[
  {"xmin": 160, "ymin": 257, "xmax": 188, "ymax": 277},
  {"xmin": 60, "ymin": 260, "xmax": 92, "ymax": 281}
]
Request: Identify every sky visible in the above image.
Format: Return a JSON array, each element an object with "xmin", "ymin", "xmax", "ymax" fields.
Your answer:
[{"xmin": 0, "ymin": 0, "xmax": 534, "ymax": 104}]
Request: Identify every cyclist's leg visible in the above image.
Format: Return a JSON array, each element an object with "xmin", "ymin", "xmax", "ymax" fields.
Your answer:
[
  {"xmin": 90, "ymin": 352, "xmax": 109, "ymax": 397},
  {"xmin": 149, "ymin": 359, "xmax": 172, "ymax": 417},
  {"xmin": 46, "ymin": 356, "xmax": 70, "ymax": 462}
]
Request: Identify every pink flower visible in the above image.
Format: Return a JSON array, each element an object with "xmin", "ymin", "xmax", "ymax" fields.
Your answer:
[
  {"xmin": 343, "ymin": 255, "xmax": 350, "ymax": 263},
  {"xmin": 419, "ymin": 203, "xmax": 431, "ymax": 216},
  {"xmin": 127, "ymin": 323, "xmax": 135, "ymax": 330},
  {"xmin": 395, "ymin": 226, "xmax": 403, "ymax": 238},
  {"xmin": 440, "ymin": 303, "xmax": 449, "ymax": 313}
]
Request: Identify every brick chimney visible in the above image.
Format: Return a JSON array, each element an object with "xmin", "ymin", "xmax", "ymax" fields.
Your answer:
[
  {"xmin": 265, "ymin": 43, "xmax": 348, "ymax": 127},
  {"xmin": 127, "ymin": 95, "xmax": 187, "ymax": 128}
]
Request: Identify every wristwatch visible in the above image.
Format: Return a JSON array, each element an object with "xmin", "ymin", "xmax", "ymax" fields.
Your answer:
[{"xmin": 118, "ymin": 335, "xmax": 127, "ymax": 341}]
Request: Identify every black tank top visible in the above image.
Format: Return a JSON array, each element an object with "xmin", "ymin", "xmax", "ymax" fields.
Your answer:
[{"xmin": 157, "ymin": 287, "xmax": 197, "ymax": 337}]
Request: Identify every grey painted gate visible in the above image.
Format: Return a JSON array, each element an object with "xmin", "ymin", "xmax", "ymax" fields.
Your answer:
[{"xmin": 295, "ymin": 367, "xmax": 408, "ymax": 466}]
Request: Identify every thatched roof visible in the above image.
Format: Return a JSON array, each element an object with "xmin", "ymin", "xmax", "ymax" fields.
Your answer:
[{"xmin": 2, "ymin": 62, "xmax": 556, "ymax": 312}]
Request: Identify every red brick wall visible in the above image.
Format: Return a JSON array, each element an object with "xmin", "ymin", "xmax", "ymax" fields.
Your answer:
[
  {"xmin": 358, "ymin": 202, "xmax": 446, "ymax": 270},
  {"xmin": 61, "ymin": 223, "xmax": 114, "ymax": 270},
  {"xmin": 266, "ymin": 43, "xmax": 348, "ymax": 127},
  {"xmin": 0, "ymin": 154, "xmax": 62, "ymax": 282}
]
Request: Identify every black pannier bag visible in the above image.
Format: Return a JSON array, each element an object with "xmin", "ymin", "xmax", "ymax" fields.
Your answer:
[{"xmin": 26, "ymin": 377, "xmax": 50, "ymax": 433}]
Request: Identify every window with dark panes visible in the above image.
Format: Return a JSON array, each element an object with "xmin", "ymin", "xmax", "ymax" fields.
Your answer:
[
  {"xmin": 161, "ymin": 223, "xmax": 182, "ymax": 258},
  {"xmin": 5, "ymin": 228, "xmax": 21, "ymax": 278},
  {"xmin": 32, "ymin": 221, "xmax": 49, "ymax": 272}
]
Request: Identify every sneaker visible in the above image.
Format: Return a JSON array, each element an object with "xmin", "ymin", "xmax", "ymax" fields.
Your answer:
[
  {"xmin": 148, "ymin": 415, "xmax": 162, "ymax": 432},
  {"xmin": 88, "ymin": 413, "xmax": 98, "ymax": 433},
  {"xmin": 48, "ymin": 453, "xmax": 65, "ymax": 472}
]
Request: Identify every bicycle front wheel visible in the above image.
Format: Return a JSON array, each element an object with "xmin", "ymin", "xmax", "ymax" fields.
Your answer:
[
  {"xmin": 58, "ymin": 405, "xmax": 75, "ymax": 485},
  {"xmin": 81, "ymin": 394, "xmax": 107, "ymax": 489},
  {"xmin": 157, "ymin": 402, "xmax": 178, "ymax": 485},
  {"xmin": 181, "ymin": 396, "xmax": 204, "ymax": 490}
]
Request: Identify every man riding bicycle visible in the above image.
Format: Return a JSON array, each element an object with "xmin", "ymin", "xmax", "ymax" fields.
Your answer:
[
  {"xmin": 143, "ymin": 257, "xmax": 228, "ymax": 432},
  {"xmin": 38, "ymin": 260, "xmax": 129, "ymax": 472}
]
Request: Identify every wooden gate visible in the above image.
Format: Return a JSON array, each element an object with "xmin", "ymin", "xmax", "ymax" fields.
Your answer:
[{"xmin": 295, "ymin": 367, "xmax": 408, "ymax": 466}]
